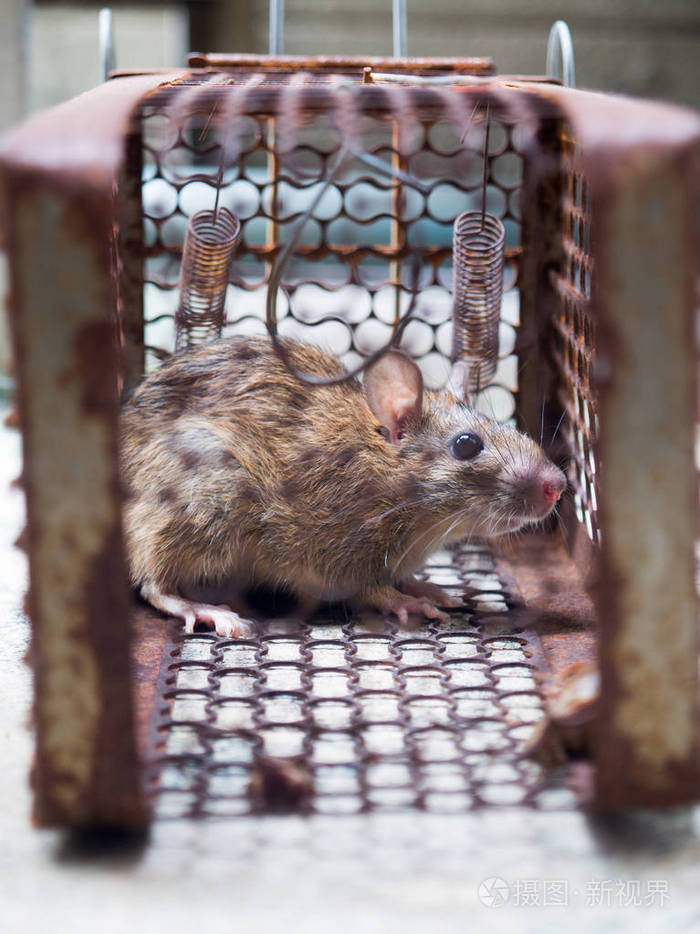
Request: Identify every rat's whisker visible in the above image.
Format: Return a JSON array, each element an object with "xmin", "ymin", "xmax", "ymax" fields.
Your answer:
[{"xmin": 550, "ymin": 408, "xmax": 567, "ymax": 446}]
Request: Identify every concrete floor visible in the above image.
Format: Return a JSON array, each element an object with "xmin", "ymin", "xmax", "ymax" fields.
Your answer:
[{"xmin": 2, "ymin": 398, "xmax": 700, "ymax": 933}]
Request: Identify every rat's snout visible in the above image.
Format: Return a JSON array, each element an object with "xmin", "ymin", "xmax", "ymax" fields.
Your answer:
[
  {"xmin": 542, "ymin": 478, "xmax": 565, "ymax": 505},
  {"xmin": 514, "ymin": 466, "xmax": 567, "ymax": 519}
]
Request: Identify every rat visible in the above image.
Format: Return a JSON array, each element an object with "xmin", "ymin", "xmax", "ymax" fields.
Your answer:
[{"xmin": 120, "ymin": 336, "xmax": 566, "ymax": 637}]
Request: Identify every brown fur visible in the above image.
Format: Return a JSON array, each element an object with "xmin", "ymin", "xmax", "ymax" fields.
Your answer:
[{"xmin": 120, "ymin": 336, "xmax": 565, "ymax": 611}]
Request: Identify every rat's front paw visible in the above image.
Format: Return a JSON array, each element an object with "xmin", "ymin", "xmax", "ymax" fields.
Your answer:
[
  {"xmin": 397, "ymin": 575, "xmax": 464, "ymax": 608},
  {"xmin": 366, "ymin": 586, "xmax": 448, "ymax": 626},
  {"xmin": 188, "ymin": 603, "xmax": 254, "ymax": 639}
]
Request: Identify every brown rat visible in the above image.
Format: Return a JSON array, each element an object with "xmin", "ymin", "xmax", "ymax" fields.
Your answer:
[{"xmin": 120, "ymin": 336, "xmax": 566, "ymax": 637}]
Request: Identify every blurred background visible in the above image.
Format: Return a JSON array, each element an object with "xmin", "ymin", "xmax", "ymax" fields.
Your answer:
[
  {"xmin": 0, "ymin": 0, "xmax": 698, "ymax": 377},
  {"xmin": 1, "ymin": 0, "xmax": 699, "ymax": 134}
]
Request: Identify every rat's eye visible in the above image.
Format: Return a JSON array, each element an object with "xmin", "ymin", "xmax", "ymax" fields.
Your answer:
[{"xmin": 450, "ymin": 432, "xmax": 484, "ymax": 460}]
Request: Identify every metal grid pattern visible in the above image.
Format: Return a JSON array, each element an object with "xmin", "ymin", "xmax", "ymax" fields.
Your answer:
[
  {"xmin": 4, "ymin": 61, "xmax": 698, "ymax": 826},
  {"xmin": 139, "ymin": 73, "xmax": 522, "ymax": 420},
  {"xmin": 148, "ymin": 542, "xmax": 573, "ymax": 817},
  {"xmin": 551, "ymin": 134, "xmax": 598, "ymax": 543}
]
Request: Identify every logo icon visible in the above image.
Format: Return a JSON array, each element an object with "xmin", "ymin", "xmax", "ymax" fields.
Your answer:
[{"xmin": 478, "ymin": 877, "xmax": 510, "ymax": 907}]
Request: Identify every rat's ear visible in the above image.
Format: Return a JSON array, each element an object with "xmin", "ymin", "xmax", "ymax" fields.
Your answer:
[
  {"xmin": 363, "ymin": 350, "xmax": 423, "ymax": 444},
  {"xmin": 447, "ymin": 359, "xmax": 471, "ymax": 406}
]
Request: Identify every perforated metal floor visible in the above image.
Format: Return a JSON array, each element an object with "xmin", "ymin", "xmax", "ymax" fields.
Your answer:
[{"xmin": 148, "ymin": 541, "xmax": 574, "ymax": 817}]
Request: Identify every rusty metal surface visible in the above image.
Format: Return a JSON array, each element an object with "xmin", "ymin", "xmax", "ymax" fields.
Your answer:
[
  {"xmin": 144, "ymin": 541, "xmax": 576, "ymax": 817},
  {"xmin": 134, "ymin": 78, "xmax": 697, "ymax": 813},
  {"xmin": 515, "ymin": 107, "xmax": 567, "ymax": 460},
  {"xmin": 552, "ymin": 134, "xmax": 599, "ymax": 547},
  {"xmin": 539, "ymin": 86, "xmax": 700, "ymax": 808},
  {"xmin": 514, "ymin": 100, "xmax": 599, "ymax": 560},
  {"xmin": 186, "ymin": 53, "xmax": 495, "ymax": 76},
  {"xmin": 138, "ymin": 80, "xmax": 699, "ymax": 813},
  {"xmin": 131, "ymin": 608, "xmax": 176, "ymax": 760},
  {"xmin": 133, "ymin": 75, "xmax": 592, "ymax": 817},
  {"xmin": 0, "ymin": 73, "xmax": 183, "ymax": 828},
  {"xmin": 1, "ymin": 182, "xmax": 141, "ymax": 827},
  {"xmin": 2, "ymin": 64, "xmax": 699, "ymax": 826},
  {"xmin": 117, "ymin": 121, "xmax": 147, "ymax": 395},
  {"xmin": 590, "ymin": 115, "xmax": 699, "ymax": 808},
  {"xmin": 525, "ymin": 662, "xmax": 598, "ymax": 781},
  {"xmin": 495, "ymin": 532, "xmax": 597, "ymax": 680}
]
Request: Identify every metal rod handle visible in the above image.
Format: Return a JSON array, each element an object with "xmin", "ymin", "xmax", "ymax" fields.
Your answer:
[
  {"xmin": 269, "ymin": 0, "xmax": 285, "ymax": 55},
  {"xmin": 98, "ymin": 8, "xmax": 115, "ymax": 83},
  {"xmin": 392, "ymin": 0, "xmax": 407, "ymax": 58},
  {"xmin": 546, "ymin": 20, "xmax": 575, "ymax": 88},
  {"xmin": 268, "ymin": 0, "xmax": 407, "ymax": 57}
]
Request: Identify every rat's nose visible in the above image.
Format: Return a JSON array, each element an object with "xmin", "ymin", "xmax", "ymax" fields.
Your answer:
[
  {"xmin": 537, "ymin": 470, "xmax": 567, "ymax": 513},
  {"xmin": 542, "ymin": 479, "xmax": 564, "ymax": 505},
  {"xmin": 517, "ymin": 468, "xmax": 566, "ymax": 517}
]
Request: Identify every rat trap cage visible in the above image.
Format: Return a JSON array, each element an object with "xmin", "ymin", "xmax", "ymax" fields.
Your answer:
[{"xmin": 1, "ymin": 37, "xmax": 699, "ymax": 830}]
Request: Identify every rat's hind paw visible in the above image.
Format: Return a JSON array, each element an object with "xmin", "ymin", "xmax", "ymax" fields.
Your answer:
[
  {"xmin": 397, "ymin": 575, "xmax": 464, "ymax": 608},
  {"xmin": 365, "ymin": 586, "xmax": 448, "ymax": 626},
  {"xmin": 141, "ymin": 583, "xmax": 254, "ymax": 638}
]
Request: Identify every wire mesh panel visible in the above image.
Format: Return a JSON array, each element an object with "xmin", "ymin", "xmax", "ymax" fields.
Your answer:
[
  {"xmin": 136, "ymin": 74, "xmax": 578, "ymax": 817},
  {"xmin": 139, "ymin": 73, "xmax": 524, "ymax": 421},
  {"xmin": 551, "ymin": 132, "xmax": 598, "ymax": 544},
  {"xmin": 148, "ymin": 542, "xmax": 573, "ymax": 817}
]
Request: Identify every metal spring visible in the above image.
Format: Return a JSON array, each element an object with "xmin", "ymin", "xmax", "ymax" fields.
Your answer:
[
  {"xmin": 451, "ymin": 210, "xmax": 505, "ymax": 394},
  {"xmin": 175, "ymin": 208, "xmax": 241, "ymax": 350}
]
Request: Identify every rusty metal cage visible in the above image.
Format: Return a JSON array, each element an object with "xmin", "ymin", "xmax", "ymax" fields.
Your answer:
[{"xmin": 1, "ymin": 53, "xmax": 698, "ymax": 828}]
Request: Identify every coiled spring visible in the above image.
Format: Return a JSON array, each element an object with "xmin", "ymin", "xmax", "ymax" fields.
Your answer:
[
  {"xmin": 175, "ymin": 208, "xmax": 241, "ymax": 350},
  {"xmin": 451, "ymin": 210, "xmax": 505, "ymax": 394}
]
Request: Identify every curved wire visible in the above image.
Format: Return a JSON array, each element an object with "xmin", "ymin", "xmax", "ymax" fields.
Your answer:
[{"xmin": 265, "ymin": 141, "xmax": 422, "ymax": 386}]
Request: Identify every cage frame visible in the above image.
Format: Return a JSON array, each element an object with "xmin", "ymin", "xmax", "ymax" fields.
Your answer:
[{"xmin": 1, "ymin": 58, "xmax": 698, "ymax": 827}]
